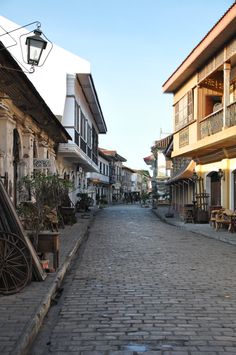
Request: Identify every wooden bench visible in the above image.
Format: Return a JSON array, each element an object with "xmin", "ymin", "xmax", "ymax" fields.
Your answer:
[
  {"xmin": 214, "ymin": 209, "xmax": 236, "ymax": 232},
  {"xmin": 210, "ymin": 209, "xmax": 224, "ymax": 229}
]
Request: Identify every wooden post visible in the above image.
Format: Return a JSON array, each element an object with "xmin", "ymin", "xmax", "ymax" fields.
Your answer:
[{"xmin": 223, "ymin": 62, "xmax": 231, "ymax": 128}]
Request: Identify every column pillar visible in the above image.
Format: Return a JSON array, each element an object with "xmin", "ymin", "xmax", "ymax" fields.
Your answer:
[
  {"xmin": 22, "ymin": 131, "xmax": 34, "ymax": 175},
  {"xmin": 223, "ymin": 62, "xmax": 231, "ymax": 127}
]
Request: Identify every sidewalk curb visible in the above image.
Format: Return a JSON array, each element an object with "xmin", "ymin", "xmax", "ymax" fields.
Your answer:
[
  {"xmin": 152, "ymin": 208, "xmax": 178, "ymax": 227},
  {"xmin": 152, "ymin": 208, "xmax": 236, "ymax": 246},
  {"xmin": 13, "ymin": 213, "xmax": 96, "ymax": 355},
  {"xmin": 152, "ymin": 208, "xmax": 216, "ymax": 236}
]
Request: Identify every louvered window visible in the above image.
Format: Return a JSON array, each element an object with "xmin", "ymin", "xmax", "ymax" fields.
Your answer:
[{"xmin": 174, "ymin": 90, "xmax": 193, "ymax": 131}]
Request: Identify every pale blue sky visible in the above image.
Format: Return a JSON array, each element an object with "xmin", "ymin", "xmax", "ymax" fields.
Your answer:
[{"xmin": 1, "ymin": 0, "xmax": 234, "ymax": 169}]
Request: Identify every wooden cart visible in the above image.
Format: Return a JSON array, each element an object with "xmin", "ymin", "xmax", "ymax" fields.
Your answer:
[{"xmin": 0, "ymin": 179, "xmax": 45, "ymax": 295}]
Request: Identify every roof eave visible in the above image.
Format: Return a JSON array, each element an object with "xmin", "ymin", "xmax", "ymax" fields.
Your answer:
[
  {"xmin": 162, "ymin": 3, "xmax": 236, "ymax": 94},
  {"xmin": 76, "ymin": 73, "xmax": 107, "ymax": 134},
  {"xmin": 0, "ymin": 42, "xmax": 71, "ymax": 143}
]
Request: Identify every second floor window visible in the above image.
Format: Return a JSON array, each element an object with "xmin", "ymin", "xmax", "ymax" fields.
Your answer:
[
  {"xmin": 80, "ymin": 111, "xmax": 86, "ymax": 140},
  {"xmin": 75, "ymin": 101, "xmax": 80, "ymax": 133},
  {"xmin": 175, "ymin": 90, "xmax": 193, "ymax": 131},
  {"xmin": 92, "ymin": 126, "xmax": 98, "ymax": 155},
  {"xmin": 87, "ymin": 123, "xmax": 92, "ymax": 148}
]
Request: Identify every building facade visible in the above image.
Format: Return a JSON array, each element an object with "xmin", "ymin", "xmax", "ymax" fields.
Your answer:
[
  {"xmin": 150, "ymin": 135, "xmax": 172, "ymax": 201},
  {"xmin": 121, "ymin": 166, "xmax": 136, "ymax": 202},
  {"xmin": 57, "ymin": 73, "xmax": 107, "ymax": 203},
  {"xmin": 99, "ymin": 149, "xmax": 126, "ymax": 203},
  {"xmin": 86, "ymin": 148, "xmax": 111, "ymax": 205},
  {"xmin": 0, "ymin": 16, "xmax": 108, "ymax": 206},
  {"xmin": 0, "ymin": 43, "xmax": 70, "ymax": 206},
  {"xmin": 163, "ymin": 3, "xmax": 236, "ymax": 219}
]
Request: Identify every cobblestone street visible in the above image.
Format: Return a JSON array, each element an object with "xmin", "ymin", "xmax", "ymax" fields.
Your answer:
[{"xmin": 30, "ymin": 205, "xmax": 236, "ymax": 354}]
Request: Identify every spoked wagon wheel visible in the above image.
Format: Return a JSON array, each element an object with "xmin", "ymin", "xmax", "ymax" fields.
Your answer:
[{"xmin": 0, "ymin": 231, "xmax": 32, "ymax": 295}]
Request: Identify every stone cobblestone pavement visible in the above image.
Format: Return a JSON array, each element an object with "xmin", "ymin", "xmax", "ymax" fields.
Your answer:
[
  {"xmin": 30, "ymin": 205, "xmax": 236, "ymax": 355},
  {"xmin": 0, "ymin": 211, "xmax": 95, "ymax": 355}
]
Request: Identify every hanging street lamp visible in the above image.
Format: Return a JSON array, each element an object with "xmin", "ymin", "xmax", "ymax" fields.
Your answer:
[
  {"xmin": 0, "ymin": 20, "xmax": 52, "ymax": 73},
  {"xmin": 25, "ymin": 27, "xmax": 48, "ymax": 66}
]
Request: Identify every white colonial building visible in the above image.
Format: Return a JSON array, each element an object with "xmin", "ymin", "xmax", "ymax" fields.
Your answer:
[
  {"xmin": 0, "ymin": 16, "xmax": 107, "ymax": 204},
  {"xmin": 86, "ymin": 148, "xmax": 111, "ymax": 205}
]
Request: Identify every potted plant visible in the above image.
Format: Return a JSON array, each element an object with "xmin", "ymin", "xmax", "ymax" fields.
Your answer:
[
  {"xmin": 18, "ymin": 172, "xmax": 73, "ymax": 229},
  {"xmin": 17, "ymin": 172, "xmax": 74, "ymax": 270},
  {"xmin": 76, "ymin": 193, "xmax": 94, "ymax": 212},
  {"xmin": 98, "ymin": 195, "xmax": 108, "ymax": 209}
]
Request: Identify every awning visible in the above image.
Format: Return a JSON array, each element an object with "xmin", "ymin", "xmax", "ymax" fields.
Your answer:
[
  {"xmin": 143, "ymin": 154, "xmax": 154, "ymax": 165},
  {"xmin": 167, "ymin": 160, "xmax": 196, "ymax": 185}
]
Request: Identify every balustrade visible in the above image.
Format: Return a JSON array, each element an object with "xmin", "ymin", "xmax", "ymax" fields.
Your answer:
[
  {"xmin": 199, "ymin": 109, "xmax": 223, "ymax": 139},
  {"xmin": 198, "ymin": 102, "xmax": 236, "ymax": 140},
  {"xmin": 226, "ymin": 101, "xmax": 236, "ymax": 127}
]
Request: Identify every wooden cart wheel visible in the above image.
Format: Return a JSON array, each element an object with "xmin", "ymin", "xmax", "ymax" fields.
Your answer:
[{"xmin": 0, "ymin": 231, "xmax": 32, "ymax": 295}]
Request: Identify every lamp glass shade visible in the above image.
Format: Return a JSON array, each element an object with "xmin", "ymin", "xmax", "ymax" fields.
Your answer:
[{"xmin": 26, "ymin": 30, "xmax": 47, "ymax": 66}]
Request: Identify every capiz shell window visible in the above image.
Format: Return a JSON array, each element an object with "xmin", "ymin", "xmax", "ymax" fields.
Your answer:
[{"xmin": 175, "ymin": 90, "xmax": 193, "ymax": 131}]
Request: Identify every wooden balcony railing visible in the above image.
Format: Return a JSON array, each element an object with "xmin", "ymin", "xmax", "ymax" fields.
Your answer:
[
  {"xmin": 199, "ymin": 108, "xmax": 223, "ymax": 139},
  {"xmin": 226, "ymin": 101, "xmax": 236, "ymax": 128}
]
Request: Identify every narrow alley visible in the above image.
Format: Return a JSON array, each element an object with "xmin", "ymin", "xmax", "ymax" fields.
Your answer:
[{"xmin": 30, "ymin": 205, "xmax": 236, "ymax": 354}]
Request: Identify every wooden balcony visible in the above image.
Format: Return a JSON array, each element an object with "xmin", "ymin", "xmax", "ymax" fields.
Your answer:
[
  {"xmin": 172, "ymin": 101, "xmax": 236, "ymax": 164},
  {"xmin": 199, "ymin": 108, "xmax": 223, "ymax": 139},
  {"xmin": 226, "ymin": 101, "xmax": 236, "ymax": 128},
  {"xmin": 199, "ymin": 101, "xmax": 236, "ymax": 139}
]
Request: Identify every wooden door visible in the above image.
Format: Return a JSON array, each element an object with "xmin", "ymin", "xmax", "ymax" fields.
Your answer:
[
  {"xmin": 233, "ymin": 171, "xmax": 236, "ymax": 210},
  {"xmin": 210, "ymin": 172, "xmax": 221, "ymax": 206}
]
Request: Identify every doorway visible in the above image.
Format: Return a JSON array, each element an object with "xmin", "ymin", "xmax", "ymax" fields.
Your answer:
[
  {"xmin": 209, "ymin": 171, "xmax": 221, "ymax": 207},
  {"xmin": 13, "ymin": 129, "xmax": 21, "ymax": 206},
  {"xmin": 233, "ymin": 170, "xmax": 236, "ymax": 210}
]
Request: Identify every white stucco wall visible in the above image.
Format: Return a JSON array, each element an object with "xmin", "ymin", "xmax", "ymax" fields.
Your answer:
[
  {"xmin": 0, "ymin": 16, "xmax": 91, "ymax": 116},
  {"xmin": 157, "ymin": 151, "xmax": 167, "ymax": 177}
]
